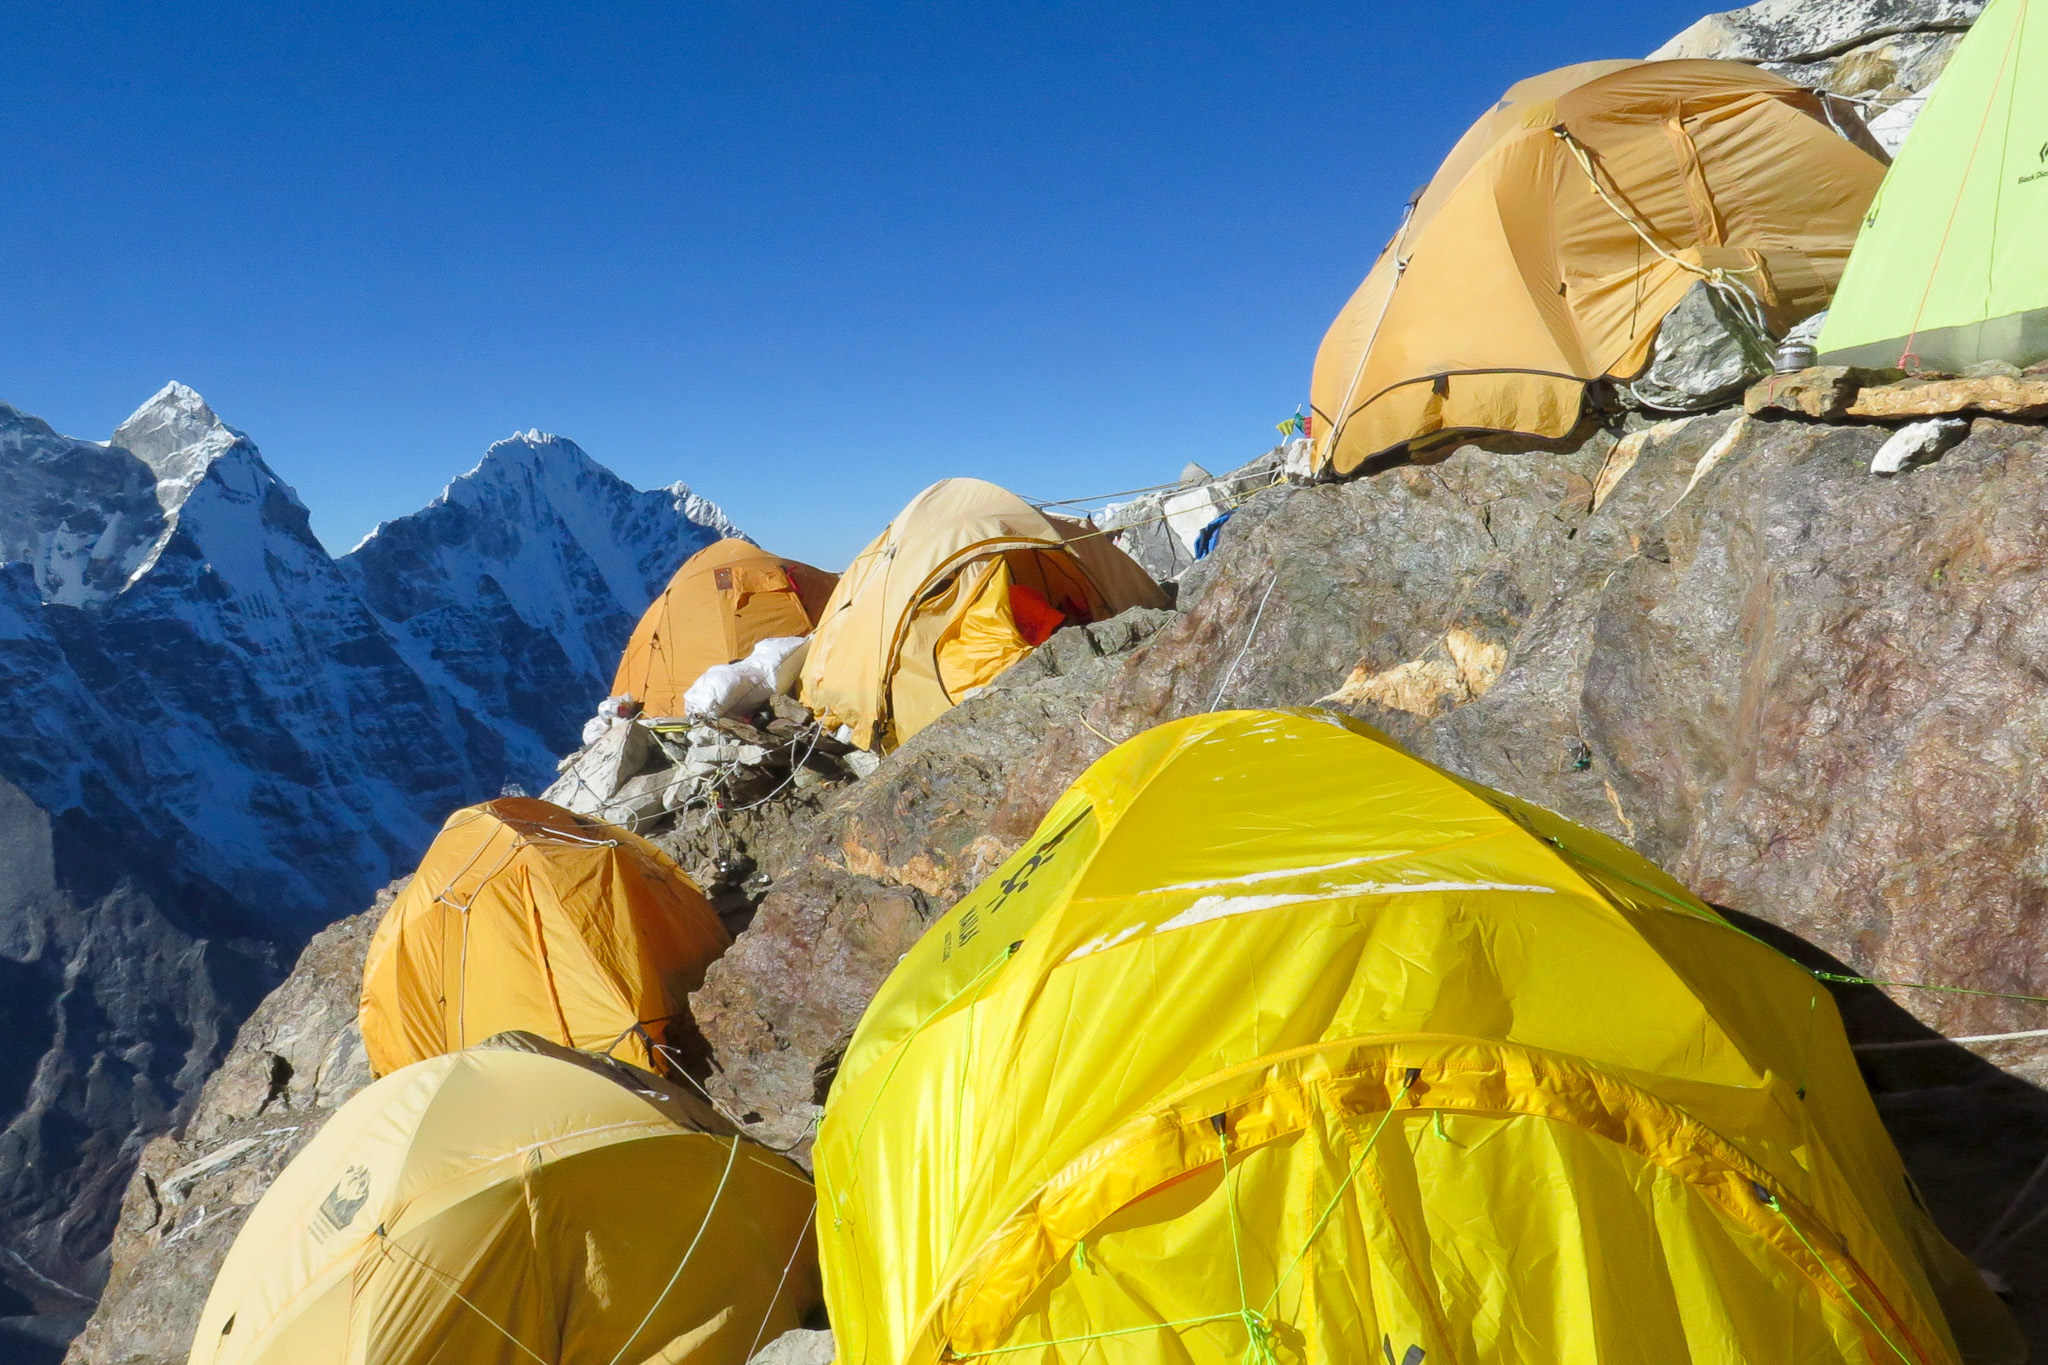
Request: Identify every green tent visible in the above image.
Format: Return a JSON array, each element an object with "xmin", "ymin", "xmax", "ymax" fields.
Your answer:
[{"xmin": 1819, "ymin": 0, "xmax": 2048, "ymax": 372}]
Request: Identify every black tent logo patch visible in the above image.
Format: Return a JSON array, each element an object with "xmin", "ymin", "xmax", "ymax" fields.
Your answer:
[{"xmin": 315, "ymin": 1164, "xmax": 372, "ymax": 1237}]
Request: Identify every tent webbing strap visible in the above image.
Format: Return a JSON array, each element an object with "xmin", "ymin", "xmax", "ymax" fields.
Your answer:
[
  {"xmin": 1757, "ymin": 1190, "xmax": 1923, "ymax": 1364},
  {"xmin": 1552, "ymin": 125, "xmax": 1771, "ymax": 344}
]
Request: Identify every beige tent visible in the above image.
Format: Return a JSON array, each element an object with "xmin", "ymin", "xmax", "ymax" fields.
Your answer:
[
  {"xmin": 800, "ymin": 478, "xmax": 1167, "ymax": 751},
  {"xmin": 190, "ymin": 1035, "xmax": 820, "ymax": 1365},
  {"xmin": 359, "ymin": 797, "xmax": 729, "ymax": 1078},
  {"xmin": 613, "ymin": 539, "xmax": 839, "ymax": 718},
  {"xmin": 1310, "ymin": 59, "xmax": 1888, "ymax": 476}
]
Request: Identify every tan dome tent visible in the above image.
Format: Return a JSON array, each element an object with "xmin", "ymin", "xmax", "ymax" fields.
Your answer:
[
  {"xmin": 359, "ymin": 797, "xmax": 728, "ymax": 1078},
  {"xmin": 190, "ymin": 1035, "xmax": 821, "ymax": 1365},
  {"xmin": 614, "ymin": 538, "xmax": 840, "ymax": 717},
  {"xmin": 1309, "ymin": 59, "xmax": 1888, "ymax": 477},
  {"xmin": 800, "ymin": 478, "xmax": 1167, "ymax": 751}
]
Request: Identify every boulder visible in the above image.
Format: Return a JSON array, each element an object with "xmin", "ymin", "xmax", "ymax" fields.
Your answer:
[
  {"xmin": 1745, "ymin": 365, "xmax": 1905, "ymax": 418},
  {"xmin": 1624, "ymin": 279, "xmax": 1778, "ymax": 414},
  {"xmin": 750, "ymin": 1328, "xmax": 835, "ymax": 1365},
  {"xmin": 1869, "ymin": 417, "xmax": 1971, "ymax": 473},
  {"xmin": 542, "ymin": 717, "xmax": 660, "ymax": 816}
]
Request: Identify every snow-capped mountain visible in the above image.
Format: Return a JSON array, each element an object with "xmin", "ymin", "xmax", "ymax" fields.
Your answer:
[
  {"xmin": 0, "ymin": 384, "xmax": 734, "ymax": 1331},
  {"xmin": 340, "ymin": 430, "xmax": 737, "ymax": 763}
]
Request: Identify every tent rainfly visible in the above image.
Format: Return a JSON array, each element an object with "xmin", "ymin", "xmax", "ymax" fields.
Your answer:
[
  {"xmin": 1819, "ymin": 0, "xmax": 2048, "ymax": 371},
  {"xmin": 815, "ymin": 709, "xmax": 2021, "ymax": 1365},
  {"xmin": 1310, "ymin": 59, "xmax": 1889, "ymax": 476},
  {"xmin": 799, "ymin": 478, "xmax": 1167, "ymax": 752},
  {"xmin": 190, "ymin": 1035, "xmax": 820, "ymax": 1365},
  {"xmin": 359, "ymin": 797, "xmax": 729, "ymax": 1078},
  {"xmin": 614, "ymin": 539, "xmax": 839, "ymax": 718}
]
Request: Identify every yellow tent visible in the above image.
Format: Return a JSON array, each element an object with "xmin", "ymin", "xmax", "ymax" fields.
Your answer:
[
  {"xmin": 359, "ymin": 797, "xmax": 729, "ymax": 1078},
  {"xmin": 799, "ymin": 479, "xmax": 1167, "ymax": 751},
  {"xmin": 814, "ymin": 709, "xmax": 2020, "ymax": 1365},
  {"xmin": 190, "ymin": 1034, "xmax": 821, "ymax": 1365},
  {"xmin": 1310, "ymin": 60, "xmax": 1889, "ymax": 477},
  {"xmin": 614, "ymin": 539, "xmax": 840, "ymax": 718}
]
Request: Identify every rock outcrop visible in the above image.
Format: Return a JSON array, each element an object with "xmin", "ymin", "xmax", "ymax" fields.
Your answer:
[
  {"xmin": 62, "ymin": 891, "xmax": 388, "ymax": 1365},
  {"xmin": 690, "ymin": 607, "xmax": 1175, "ymax": 1153}
]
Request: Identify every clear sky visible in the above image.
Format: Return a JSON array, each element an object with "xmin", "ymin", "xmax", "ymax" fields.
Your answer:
[{"xmin": 3, "ymin": 0, "xmax": 1708, "ymax": 569}]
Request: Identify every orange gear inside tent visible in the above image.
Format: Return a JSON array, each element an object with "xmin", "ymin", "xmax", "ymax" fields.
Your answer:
[
  {"xmin": 190, "ymin": 1034, "xmax": 821, "ymax": 1365},
  {"xmin": 1309, "ymin": 59, "xmax": 1889, "ymax": 476},
  {"xmin": 799, "ymin": 478, "xmax": 1168, "ymax": 752},
  {"xmin": 358, "ymin": 797, "xmax": 729, "ymax": 1077},
  {"xmin": 815, "ymin": 709, "xmax": 2021, "ymax": 1365},
  {"xmin": 614, "ymin": 538, "xmax": 839, "ymax": 717}
]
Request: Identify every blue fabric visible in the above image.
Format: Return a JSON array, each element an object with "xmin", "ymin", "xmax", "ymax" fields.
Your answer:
[{"xmin": 1193, "ymin": 509, "xmax": 1234, "ymax": 559}]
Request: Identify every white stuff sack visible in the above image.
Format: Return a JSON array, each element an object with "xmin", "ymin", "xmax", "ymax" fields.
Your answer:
[
  {"xmin": 745, "ymin": 635, "xmax": 810, "ymax": 693},
  {"xmin": 683, "ymin": 663, "xmax": 772, "ymax": 721},
  {"xmin": 580, "ymin": 714, "xmax": 614, "ymax": 746}
]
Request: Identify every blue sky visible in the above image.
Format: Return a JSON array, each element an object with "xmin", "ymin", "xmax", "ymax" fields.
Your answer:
[{"xmin": 3, "ymin": 1, "xmax": 1706, "ymax": 568}]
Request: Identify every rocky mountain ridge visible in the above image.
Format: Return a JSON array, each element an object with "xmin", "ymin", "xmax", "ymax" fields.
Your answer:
[{"xmin": 0, "ymin": 385, "xmax": 736, "ymax": 1356}]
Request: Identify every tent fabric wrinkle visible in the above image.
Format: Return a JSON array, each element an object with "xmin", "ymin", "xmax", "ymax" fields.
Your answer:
[
  {"xmin": 812, "ymin": 709, "xmax": 2021, "ymax": 1365},
  {"xmin": 1310, "ymin": 59, "xmax": 1888, "ymax": 476},
  {"xmin": 359, "ymin": 797, "xmax": 729, "ymax": 1078}
]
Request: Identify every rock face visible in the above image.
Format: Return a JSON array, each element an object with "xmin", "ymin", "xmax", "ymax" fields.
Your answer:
[
  {"xmin": 0, "ymin": 386, "xmax": 736, "ymax": 1346},
  {"xmin": 0, "ymin": 779, "xmax": 275, "ymax": 1365},
  {"xmin": 63, "ymin": 892, "xmax": 387, "ymax": 1365},
  {"xmin": 690, "ymin": 608, "xmax": 1175, "ymax": 1153}
]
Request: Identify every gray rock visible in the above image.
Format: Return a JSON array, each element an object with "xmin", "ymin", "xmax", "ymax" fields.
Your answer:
[
  {"xmin": 749, "ymin": 1328, "xmax": 834, "ymax": 1365},
  {"xmin": 1626, "ymin": 280, "xmax": 1779, "ymax": 414},
  {"xmin": 542, "ymin": 720, "xmax": 660, "ymax": 816},
  {"xmin": 1653, "ymin": 0, "xmax": 1983, "ymax": 65},
  {"xmin": 1653, "ymin": 0, "xmax": 1978, "ymax": 148}
]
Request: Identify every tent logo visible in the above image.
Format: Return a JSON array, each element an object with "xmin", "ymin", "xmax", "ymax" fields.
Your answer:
[{"xmin": 315, "ymin": 1165, "xmax": 373, "ymax": 1238}]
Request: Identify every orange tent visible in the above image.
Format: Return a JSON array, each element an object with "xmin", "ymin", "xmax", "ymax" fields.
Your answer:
[
  {"xmin": 359, "ymin": 797, "xmax": 729, "ymax": 1076},
  {"xmin": 614, "ymin": 538, "xmax": 839, "ymax": 717},
  {"xmin": 1310, "ymin": 59, "xmax": 1887, "ymax": 476}
]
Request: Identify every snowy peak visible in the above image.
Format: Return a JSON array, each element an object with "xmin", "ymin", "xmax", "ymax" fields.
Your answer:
[
  {"xmin": 340, "ymin": 427, "xmax": 738, "ymax": 757},
  {"xmin": 113, "ymin": 382, "xmax": 261, "ymax": 516},
  {"xmin": 0, "ymin": 400, "xmax": 168, "ymax": 606}
]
